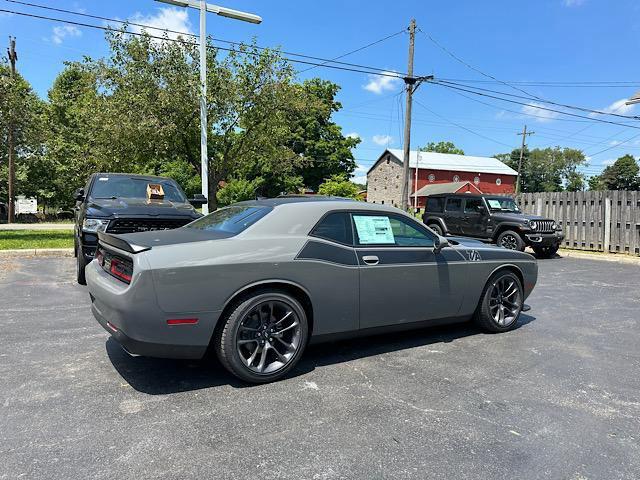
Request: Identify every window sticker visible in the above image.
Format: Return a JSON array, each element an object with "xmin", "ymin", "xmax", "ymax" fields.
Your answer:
[
  {"xmin": 354, "ymin": 215, "xmax": 395, "ymax": 244},
  {"xmin": 98, "ymin": 177, "xmax": 109, "ymax": 181},
  {"xmin": 487, "ymin": 199, "xmax": 502, "ymax": 209}
]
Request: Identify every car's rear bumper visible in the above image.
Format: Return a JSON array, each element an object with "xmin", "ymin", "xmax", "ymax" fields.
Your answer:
[
  {"xmin": 524, "ymin": 231, "xmax": 564, "ymax": 247},
  {"xmin": 86, "ymin": 260, "xmax": 221, "ymax": 360}
]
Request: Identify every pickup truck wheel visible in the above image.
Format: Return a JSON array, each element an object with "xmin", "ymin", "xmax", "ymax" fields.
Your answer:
[
  {"xmin": 427, "ymin": 223, "xmax": 444, "ymax": 236},
  {"xmin": 497, "ymin": 230, "xmax": 525, "ymax": 251},
  {"xmin": 76, "ymin": 245, "xmax": 87, "ymax": 285},
  {"xmin": 215, "ymin": 290, "xmax": 309, "ymax": 384},
  {"xmin": 474, "ymin": 271, "xmax": 523, "ymax": 332}
]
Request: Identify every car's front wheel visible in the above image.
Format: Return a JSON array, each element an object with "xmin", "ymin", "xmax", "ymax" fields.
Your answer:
[
  {"xmin": 215, "ymin": 290, "xmax": 309, "ymax": 384},
  {"xmin": 497, "ymin": 230, "xmax": 525, "ymax": 251},
  {"xmin": 474, "ymin": 271, "xmax": 523, "ymax": 332}
]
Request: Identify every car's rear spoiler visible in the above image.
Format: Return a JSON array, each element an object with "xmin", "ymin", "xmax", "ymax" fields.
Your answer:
[{"xmin": 98, "ymin": 232, "xmax": 151, "ymax": 254}]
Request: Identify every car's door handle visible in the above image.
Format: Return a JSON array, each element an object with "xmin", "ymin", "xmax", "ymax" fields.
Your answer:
[{"xmin": 362, "ymin": 255, "xmax": 379, "ymax": 266}]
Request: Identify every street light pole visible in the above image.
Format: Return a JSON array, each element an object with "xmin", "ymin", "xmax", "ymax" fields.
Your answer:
[
  {"xmin": 155, "ymin": 0, "xmax": 261, "ymax": 214},
  {"xmin": 199, "ymin": 0, "xmax": 209, "ymax": 214}
]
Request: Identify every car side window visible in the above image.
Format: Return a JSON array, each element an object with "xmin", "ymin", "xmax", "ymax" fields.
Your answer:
[
  {"xmin": 426, "ymin": 196, "xmax": 444, "ymax": 212},
  {"xmin": 445, "ymin": 198, "xmax": 462, "ymax": 212},
  {"xmin": 310, "ymin": 212, "xmax": 353, "ymax": 245},
  {"xmin": 464, "ymin": 198, "xmax": 483, "ymax": 214},
  {"xmin": 352, "ymin": 214, "xmax": 435, "ymax": 247}
]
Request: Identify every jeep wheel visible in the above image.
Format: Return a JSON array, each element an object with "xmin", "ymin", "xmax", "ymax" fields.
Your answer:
[
  {"xmin": 428, "ymin": 223, "xmax": 444, "ymax": 236},
  {"xmin": 497, "ymin": 230, "xmax": 525, "ymax": 251},
  {"xmin": 533, "ymin": 244, "xmax": 559, "ymax": 258}
]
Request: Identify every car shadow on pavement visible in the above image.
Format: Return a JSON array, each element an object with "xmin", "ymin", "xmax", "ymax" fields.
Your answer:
[{"xmin": 107, "ymin": 314, "xmax": 536, "ymax": 394}]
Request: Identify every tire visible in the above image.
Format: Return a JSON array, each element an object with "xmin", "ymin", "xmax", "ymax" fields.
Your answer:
[
  {"xmin": 533, "ymin": 244, "xmax": 559, "ymax": 258},
  {"xmin": 76, "ymin": 245, "xmax": 87, "ymax": 285},
  {"xmin": 215, "ymin": 290, "xmax": 309, "ymax": 384},
  {"xmin": 497, "ymin": 230, "xmax": 525, "ymax": 251},
  {"xmin": 474, "ymin": 270, "xmax": 524, "ymax": 333},
  {"xmin": 428, "ymin": 222, "xmax": 444, "ymax": 236}
]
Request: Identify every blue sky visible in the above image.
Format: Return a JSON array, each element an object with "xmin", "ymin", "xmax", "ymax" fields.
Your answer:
[{"xmin": 2, "ymin": 0, "xmax": 640, "ymax": 184}]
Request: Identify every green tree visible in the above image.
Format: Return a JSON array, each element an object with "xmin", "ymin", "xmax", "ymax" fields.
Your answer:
[
  {"xmin": 594, "ymin": 154, "xmax": 640, "ymax": 190},
  {"xmin": 286, "ymin": 79, "xmax": 360, "ymax": 191},
  {"xmin": 216, "ymin": 177, "xmax": 264, "ymax": 206},
  {"xmin": 495, "ymin": 147, "xmax": 587, "ymax": 192},
  {"xmin": 565, "ymin": 171, "xmax": 585, "ymax": 192},
  {"xmin": 0, "ymin": 64, "xmax": 46, "ymax": 207},
  {"xmin": 317, "ymin": 174, "xmax": 360, "ymax": 198},
  {"xmin": 420, "ymin": 141, "xmax": 465, "ymax": 155}
]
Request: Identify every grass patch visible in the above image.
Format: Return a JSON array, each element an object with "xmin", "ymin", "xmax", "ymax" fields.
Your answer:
[{"xmin": 0, "ymin": 230, "xmax": 74, "ymax": 250}]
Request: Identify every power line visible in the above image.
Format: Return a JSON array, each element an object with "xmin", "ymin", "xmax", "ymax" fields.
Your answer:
[
  {"xmin": 438, "ymin": 78, "xmax": 640, "ymax": 88},
  {"xmin": 413, "ymin": 98, "xmax": 513, "ymax": 148},
  {"xmin": 297, "ymin": 29, "xmax": 405, "ymax": 74},
  {"xmin": 436, "ymin": 79, "xmax": 640, "ymax": 120},
  {"xmin": 587, "ymin": 132, "xmax": 640, "ymax": 157},
  {"xmin": 429, "ymin": 80, "xmax": 640, "ymax": 130},
  {"xmin": 418, "ymin": 28, "xmax": 547, "ymax": 102},
  {"xmin": 0, "ymin": 5, "xmax": 405, "ymax": 79}
]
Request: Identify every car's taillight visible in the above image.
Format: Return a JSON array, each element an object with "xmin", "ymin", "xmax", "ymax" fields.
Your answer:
[
  {"xmin": 109, "ymin": 257, "xmax": 132, "ymax": 284},
  {"xmin": 95, "ymin": 249, "xmax": 104, "ymax": 267}
]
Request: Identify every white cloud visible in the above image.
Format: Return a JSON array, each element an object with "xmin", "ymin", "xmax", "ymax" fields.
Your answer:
[
  {"xmin": 353, "ymin": 164, "xmax": 369, "ymax": 175},
  {"xmin": 51, "ymin": 25, "xmax": 82, "ymax": 45},
  {"xmin": 521, "ymin": 102, "xmax": 560, "ymax": 122},
  {"xmin": 345, "ymin": 132, "xmax": 361, "ymax": 140},
  {"xmin": 609, "ymin": 140, "xmax": 621, "ymax": 147},
  {"xmin": 602, "ymin": 158, "xmax": 616, "ymax": 166},
  {"xmin": 593, "ymin": 98, "xmax": 636, "ymax": 116},
  {"xmin": 351, "ymin": 175, "xmax": 367, "ymax": 185},
  {"xmin": 363, "ymin": 71, "xmax": 401, "ymax": 94},
  {"xmin": 372, "ymin": 134, "xmax": 393, "ymax": 146},
  {"xmin": 563, "ymin": 0, "xmax": 585, "ymax": 6},
  {"xmin": 129, "ymin": 7, "xmax": 194, "ymax": 40}
]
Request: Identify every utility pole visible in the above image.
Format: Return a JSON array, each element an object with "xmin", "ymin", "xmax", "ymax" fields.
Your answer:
[
  {"xmin": 7, "ymin": 36, "xmax": 17, "ymax": 223},
  {"xmin": 516, "ymin": 125, "xmax": 534, "ymax": 195},
  {"xmin": 400, "ymin": 19, "xmax": 416, "ymax": 211}
]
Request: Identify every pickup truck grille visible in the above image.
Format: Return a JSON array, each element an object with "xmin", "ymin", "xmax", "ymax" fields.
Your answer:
[
  {"xmin": 534, "ymin": 220, "xmax": 555, "ymax": 233},
  {"xmin": 106, "ymin": 218, "xmax": 192, "ymax": 234}
]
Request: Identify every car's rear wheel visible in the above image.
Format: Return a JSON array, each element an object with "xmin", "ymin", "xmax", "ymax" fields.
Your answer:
[
  {"xmin": 533, "ymin": 244, "xmax": 559, "ymax": 258},
  {"xmin": 428, "ymin": 222, "xmax": 444, "ymax": 236},
  {"xmin": 497, "ymin": 230, "xmax": 525, "ymax": 251},
  {"xmin": 76, "ymin": 245, "xmax": 87, "ymax": 285},
  {"xmin": 215, "ymin": 290, "xmax": 309, "ymax": 384},
  {"xmin": 474, "ymin": 271, "xmax": 523, "ymax": 332}
]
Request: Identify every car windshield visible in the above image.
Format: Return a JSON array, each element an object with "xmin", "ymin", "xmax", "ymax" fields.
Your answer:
[
  {"xmin": 485, "ymin": 197, "xmax": 521, "ymax": 213},
  {"xmin": 185, "ymin": 205, "xmax": 272, "ymax": 234},
  {"xmin": 90, "ymin": 176, "xmax": 186, "ymax": 202}
]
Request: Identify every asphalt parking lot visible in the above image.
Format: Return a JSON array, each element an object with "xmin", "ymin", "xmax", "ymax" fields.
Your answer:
[{"xmin": 1, "ymin": 255, "xmax": 639, "ymax": 479}]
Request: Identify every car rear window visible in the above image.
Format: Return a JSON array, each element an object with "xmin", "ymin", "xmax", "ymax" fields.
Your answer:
[
  {"xmin": 186, "ymin": 205, "xmax": 272, "ymax": 234},
  {"xmin": 90, "ymin": 176, "xmax": 186, "ymax": 202}
]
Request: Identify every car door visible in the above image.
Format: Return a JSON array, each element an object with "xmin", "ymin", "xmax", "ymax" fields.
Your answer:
[
  {"xmin": 443, "ymin": 197, "xmax": 464, "ymax": 235},
  {"xmin": 352, "ymin": 212, "xmax": 468, "ymax": 330},
  {"xmin": 461, "ymin": 197, "xmax": 486, "ymax": 237}
]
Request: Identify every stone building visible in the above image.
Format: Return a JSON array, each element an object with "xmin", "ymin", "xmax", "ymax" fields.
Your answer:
[{"xmin": 366, "ymin": 149, "xmax": 518, "ymax": 208}]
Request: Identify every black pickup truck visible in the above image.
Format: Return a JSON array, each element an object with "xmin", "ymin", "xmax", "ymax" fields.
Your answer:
[
  {"xmin": 422, "ymin": 193, "xmax": 564, "ymax": 257},
  {"xmin": 73, "ymin": 173, "xmax": 206, "ymax": 284}
]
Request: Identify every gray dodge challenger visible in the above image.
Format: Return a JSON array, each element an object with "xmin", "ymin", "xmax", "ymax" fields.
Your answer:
[{"xmin": 87, "ymin": 197, "xmax": 537, "ymax": 383}]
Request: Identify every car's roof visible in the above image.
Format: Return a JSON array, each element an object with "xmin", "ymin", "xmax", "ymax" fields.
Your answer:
[{"xmin": 236, "ymin": 196, "xmax": 402, "ymax": 212}]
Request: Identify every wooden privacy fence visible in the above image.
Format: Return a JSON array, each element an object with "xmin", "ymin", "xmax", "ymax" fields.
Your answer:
[{"xmin": 517, "ymin": 191, "xmax": 640, "ymax": 256}]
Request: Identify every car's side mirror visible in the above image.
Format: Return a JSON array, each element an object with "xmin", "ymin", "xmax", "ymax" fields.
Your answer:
[
  {"xmin": 433, "ymin": 236, "xmax": 450, "ymax": 254},
  {"xmin": 188, "ymin": 194, "xmax": 207, "ymax": 207},
  {"xmin": 74, "ymin": 188, "xmax": 85, "ymax": 202}
]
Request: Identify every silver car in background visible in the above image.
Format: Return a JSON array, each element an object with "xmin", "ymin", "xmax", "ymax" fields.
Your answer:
[{"xmin": 86, "ymin": 197, "xmax": 537, "ymax": 383}]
